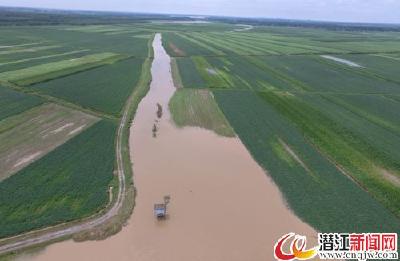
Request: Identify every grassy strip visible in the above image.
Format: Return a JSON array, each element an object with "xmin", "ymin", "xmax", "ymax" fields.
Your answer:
[
  {"xmin": 245, "ymin": 56, "xmax": 308, "ymax": 91},
  {"xmin": 0, "ymin": 53, "xmax": 125, "ymax": 86},
  {"xmin": 0, "ymin": 45, "xmax": 60, "ymax": 56},
  {"xmin": 170, "ymin": 58, "xmax": 183, "ymax": 89},
  {"xmin": 0, "ymin": 50, "xmax": 88, "ymax": 67},
  {"xmin": 169, "ymin": 88, "xmax": 235, "ymax": 137}
]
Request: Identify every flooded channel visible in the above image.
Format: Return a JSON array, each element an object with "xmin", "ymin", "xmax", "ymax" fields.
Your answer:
[{"xmin": 20, "ymin": 34, "xmax": 317, "ymax": 261}]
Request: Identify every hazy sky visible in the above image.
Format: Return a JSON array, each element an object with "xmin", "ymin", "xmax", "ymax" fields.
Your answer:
[{"xmin": 2, "ymin": 0, "xmax": 400, "ymax": 23}]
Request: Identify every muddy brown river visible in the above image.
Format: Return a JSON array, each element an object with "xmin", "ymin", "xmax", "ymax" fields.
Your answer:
[{"xmin": 18, "ymin": 34, "xmax": 317, "ymax": 261}]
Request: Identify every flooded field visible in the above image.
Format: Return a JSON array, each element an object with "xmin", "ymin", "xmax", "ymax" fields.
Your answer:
[{"xmin": 20, "ymin": 34, "xmax": 317, "ymax": 261}]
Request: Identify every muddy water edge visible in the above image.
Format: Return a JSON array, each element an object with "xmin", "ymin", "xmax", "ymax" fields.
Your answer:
[{"xmin": 18, "ymin": 34, "xmax": 317, "ymax": 261}]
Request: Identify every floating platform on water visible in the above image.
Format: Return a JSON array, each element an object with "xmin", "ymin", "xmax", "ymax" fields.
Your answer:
[
  {"xmin": 154, "ymin": 195, "xmax": 170, "ymax": 219},
  {"xmin": 154, "ymin": 204, "xmax": 167, "ymax": 218}
]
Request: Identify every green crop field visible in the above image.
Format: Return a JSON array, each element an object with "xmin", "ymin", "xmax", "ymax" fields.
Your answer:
[
  {"xmin": 335, "ymin": 54, "xmax": 400, "ymax": 83},
  {"xmin": 0, "ymin": 85, "xmax": 43, "ymax": 121},
  {"xmin": 32, "ymin": 58, "xmax": 144, "ymax": 116},
  {"xmin": 214, "ymin": 90, "xmax": 400, "ymax": 233},
  {"xmin": 168, "ymin": 23, "xmax": 400, "ymax": 234},
  {"xmin": 0, "ymin": 52, "xmax": 124, "ymax": 86},
  {"xmin": 1, "ymin": 10, "xmax": 400, "ymax": 249},
  {"xmin": 259, "ymin": 92, "xmax": 400, "ymax": 216},
  {"xmin": 0, "ymin": 120, "xmax": 117, "ymax": 238},
  {"xmin": 0, "ymin": 103, "xmax": 99, "ymax": 181},
  {"xmin": 0, "ymin": 50, "xmax": 90, "ymax": 72},
  {"xmin": 0, "ymin": 21, "xmax": 154, "ymax": 240}
]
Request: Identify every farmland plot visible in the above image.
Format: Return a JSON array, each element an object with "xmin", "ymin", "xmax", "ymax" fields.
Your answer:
[
  {"xmin": 162, "ymin": 32, "xmax": 218, "ymax": 56},
  {"xmin": 162, "ymin": 31, "xmax": 346, "ymax": 56},
  {"xmin": 0, "ymin": 52, "xmax": 124, "ymax": 86},
  {"xmin": 0, "ymin": 50, "xmax": 90, "ymax": 72},
  {"xmin": 0, "ymin": 85, "xmax": 43, "ymax": 121},
  {"xmin": 0, "ymin": 22, "xmax": 154, "ymax": 241},
  {"xmin": 163, "ymin": 25, "xmax": 400, "ymax": 238},
  {"xmin": 319, "ymin": 94, "xmax": 400, "ymax": 134},
  {"xmin": 173, "ymin": 56, "xmax": 303, "ymax": 91},
  {"xmin": 174, "ymin": 58, "xmax": 206, "ymax": 88},
  {"xmin": 0, "ymin": 45, "xmax": 60, "ymax": 56},
  {"xmin": 0, "ymin": 26, "xmax": 150, "ymax": 58},
  {"xmin": 191, "ymin": 56, "xmax": 233, "ymax": 88},
  {"xmin": 0, "ymin": 103, "xmax": 99, "ymax": 181},
  {"xmin": 189, "ymin": 32, "xmax": 307, "ymax": 55},
  {"xmin": 253, "ymin": 55, "xmax": 400, "ymax": 94},
  {"xmin": 0, "ymin": 120, "xmax": 116, "ymax": 238},
  {"xmin": 334, "ymin": 54, "xmax": 400, "ymax": 83},
  {"xmin": 260, "ymin": 91, "xmax": 400, "ymax": 215},
  {"xmin": 33, "ymin": 58, "xmax": 144, "ymax": 116}
]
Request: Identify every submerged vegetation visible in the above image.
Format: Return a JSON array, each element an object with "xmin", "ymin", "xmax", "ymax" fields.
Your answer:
[{"xmin": 169, "ymin": 88, "xmax": 235, "ymax": 137}]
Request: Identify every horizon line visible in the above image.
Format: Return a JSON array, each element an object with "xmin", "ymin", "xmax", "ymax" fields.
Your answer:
[{"xmin": 1, "ymin": 5, "xmax": 400, "ymax": 26}]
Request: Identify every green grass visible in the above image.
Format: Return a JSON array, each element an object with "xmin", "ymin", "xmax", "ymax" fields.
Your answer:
[
  {"xmin": 169, "ymin": 88, "xmax": 235, "ymax": 137},
  {"xmin": 0, "ymin": 120, "xmax": 117, "ymax": 238},
  {"xmin": 0, "ymin": 85, "xmax": 43, "ymax": 121},
  {"xmin": 32, "ymin": 58, "xmax": 144, "ymax": 117},
  {"xmin": 0, "ymin": 52, "xmax": 125, "ymax": 86},
  {"xmin": 214, "ymin": 90, "xmax": 400, "ymax": 233}
]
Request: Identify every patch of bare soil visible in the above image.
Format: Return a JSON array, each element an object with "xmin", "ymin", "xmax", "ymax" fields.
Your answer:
[
  {"xmin": 169, "ymin": 42, "xmax": 186, "ymax": 56},
  {"xmin": 279, "ymin": 138, "xmax": 311, "ymax": 173},
  {"xmin": 13, "ymin": 151, "xmax": 42, "ymax": 168},
  {"xmin": 0, "ymin": 104, "xmax": 98, "ymax": 181},
  {"xmin": 379, "ymin": 168, "xmax": 400, "ymax": 187}
]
